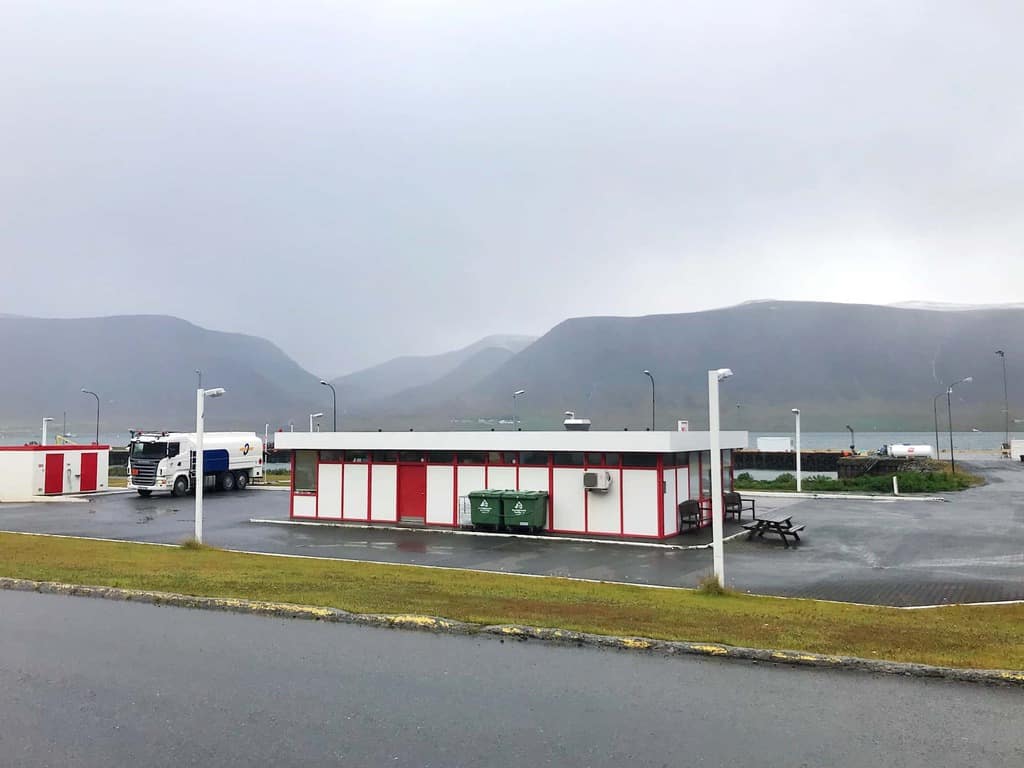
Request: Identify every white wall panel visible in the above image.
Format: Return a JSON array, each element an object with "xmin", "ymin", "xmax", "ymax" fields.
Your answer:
[
  {"xmin": 662, "ymin": 468, "xmax": 676, "ymax": 536},
  {"xmin": 486, "ymin": 466, "xmax": 516, "ymax": 490},
  {"xmin": 586, "ymin": 474, "xmax": 621, "ymax": 535},
  {"xmin": 342, "ymin": 464, "xmax": 368, "ymax": 521},
  {"xmin": 552, "ymin": 468, "xmax": 585, "ymax": 532},
  {"xmin": 0, "ymin": 452, "xmax": 37, "ymax": 500},
  {"xmin": 517, "ymin": 467, "xmax": 549, "ymax": 492},
  {"xmin": 63, "ymin": 452, "xmax": 81, "ymax": 494},
  {"xmin": 456, "ymin": 466, "xmax": 486, "ymax": 501},
  {"xmin": 622, "ymin": 470, "xmax": 659, "ymax": 537},
  {"xmin": 317, "ymin": 464, "xmax": 342, "ymax": 519},
  {"xmin": 292, "ymin": 494, "xmax": 316, "ymax": 518},
  {"xmin": 371, "ymin": 464, "xmax": 397, "ymax": 522},
  {"xmin": 426, "ymin": 466, "xmax": 455, "ymax": 525}
]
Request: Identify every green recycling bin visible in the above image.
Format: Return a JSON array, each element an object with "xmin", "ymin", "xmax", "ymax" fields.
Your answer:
[
  {"xmin": 501, "ymin": 490, "xmax": 549, "ymax": 533},
  {"xmin": 468, "ymin": 489, "xmax": 505, "ymax": 529}
]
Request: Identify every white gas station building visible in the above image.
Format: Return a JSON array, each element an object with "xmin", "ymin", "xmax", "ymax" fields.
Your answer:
[{"xmin": 274, "ymin": 430, "xmax": 747, "ymax": 540}]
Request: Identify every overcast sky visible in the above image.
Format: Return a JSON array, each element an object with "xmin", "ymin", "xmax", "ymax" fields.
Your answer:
[{"xmin": 2, "ymin": 1, "xmax": 1022, "ymax": 374}]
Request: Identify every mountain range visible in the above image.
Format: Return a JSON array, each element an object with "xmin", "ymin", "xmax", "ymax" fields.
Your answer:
[{"xmin": 0, "ymin": 302, "xmax": 1020, "ymax": 437}]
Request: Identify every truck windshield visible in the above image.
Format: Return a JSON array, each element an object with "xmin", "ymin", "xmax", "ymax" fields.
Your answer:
[{"xmin": 130, "ymin": 441, "xmax": 167, "ymax": 459}]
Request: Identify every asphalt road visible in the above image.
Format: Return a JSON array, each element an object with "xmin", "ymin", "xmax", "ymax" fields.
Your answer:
[
  {"xmin": 2, "ymin": 590, "xmax": 1022, "ymax": 768},
  {"xmin": 1, "ymin": 459, "xmax": 1023, "ymax": 606}
]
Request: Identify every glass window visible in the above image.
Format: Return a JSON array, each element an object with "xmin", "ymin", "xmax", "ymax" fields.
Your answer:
[
  {"xmin": 345, "ymin": 450, "xmax": 369, "ymax": 463},
  {"xmin": 320, "ymin": 450, "xmax": 343, "ymax": 462},
  {"xmin": 166, "ymin": 443, "xmax": 180, "ymax": 458},
  {"xmin": 399, "ymin": 451, "xmax": 424, "ymax": 463},
  {"xmin": 458, "ymin": 452, "xmax": 485, "ymax": 465},
  {"xmin": 294, "ymin": 450, "xmax": 317, "ymax": 492},
  {"xmin": 623, "ymin": 453, "xmax": 658, "ymax": 468},
  {"xmin": 553, "ymin": 452, "xmax": 585, "ymax": 467},
  {"xmin": 520, "ymin": 451, "xmax": 549, "ymax": 466},
  {"xmin": 604, "ymin": 453, "xmax": 620, "ymax": 467},
  {"xmin": 722, "ymin": 449, "xmax": 734, "ymax": 492},
  {"xmin": 586, "ymin": 453, "xmax": 604, "ymax": 466},
  {"xmin": 701, "ymin": 451, "xmax": 712, "ymax": 497},
  {"xmin": 428, "ymin": 451, "xmax": 454, "ymax": 463},
  {"xmin": 503, "ymin": 451, "xmax": 519, "ymax": 465},
  {"xmin": 689, "ymin": 453, "xmax": 700, "ymax": 499},
  {"xmin": 372, "ymin": 451, "xmax": 397, "ymax": 463},
  {"xmin": 487, "ymin": 451, "xmax": 504, "ymax": 465}
]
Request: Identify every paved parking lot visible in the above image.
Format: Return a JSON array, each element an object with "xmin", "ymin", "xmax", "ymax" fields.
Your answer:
[{"xmin": 1, "ymin": 459, "xmax": 1022, "ymax": 606}]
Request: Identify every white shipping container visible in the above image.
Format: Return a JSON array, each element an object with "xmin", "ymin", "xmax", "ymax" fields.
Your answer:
[
  {"xmin": 1011, "ymin": 439, "xmax": 1024, "ymax": 462},
  {"xmin": 756, "ymin": 437, "xmax": 793, "ymax": 452}
]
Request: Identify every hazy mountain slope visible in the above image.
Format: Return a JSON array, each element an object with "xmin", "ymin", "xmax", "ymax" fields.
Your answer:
[
  {"xmin": 330, "ymin": 334, "xmax": 535, "ymax": 405},
  {"xmin": 445, "ymin": 302, "xmax": 1023, "ymax": 431},
  {"xmin": 0, "ymin": 315, "xmax": 323, "ymax": 433}
]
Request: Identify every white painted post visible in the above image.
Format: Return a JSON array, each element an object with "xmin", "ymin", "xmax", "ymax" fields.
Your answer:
[
  {"xmin": 41, "ymin": 417, "xmax": 53, "ymax": 446},
  {"xmin": 792, "ymin": 408, "xmax": 802, "ymax": 493},
  {"xmin": 893, "ymin": 476, "xmax": 899, "ymax": 495},
  {"xmin": 195, "ymin": 388, "xmax": 204, "ymax": 543},
  {"xmin": 709, "ymin": 368, "xmax": 732, "ymax": 587}
]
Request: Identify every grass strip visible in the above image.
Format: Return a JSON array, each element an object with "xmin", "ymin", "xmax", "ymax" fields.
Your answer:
[{"xmin": 0, "ymin": 531, "xmax": 1021, "ymax": 670}]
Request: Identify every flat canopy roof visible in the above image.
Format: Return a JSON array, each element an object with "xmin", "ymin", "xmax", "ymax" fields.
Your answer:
[{"xmin": 274, "ymin": 430, "xmax": 748, "ymax": 454}]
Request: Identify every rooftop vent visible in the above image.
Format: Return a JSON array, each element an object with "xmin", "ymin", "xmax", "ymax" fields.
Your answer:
[{"xmin": 563, "ymin": 410, "xmax": 592, "ymax": 431}]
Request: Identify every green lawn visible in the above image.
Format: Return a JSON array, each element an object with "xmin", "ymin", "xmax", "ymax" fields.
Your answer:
[{"xmin": 1, "ymin": 532, "xmax": 1021, "ymax": 671}]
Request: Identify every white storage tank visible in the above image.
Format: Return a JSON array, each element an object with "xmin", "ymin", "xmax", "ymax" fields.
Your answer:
[
  {"xmin": 756, "ymin": 436, "xmax": 793, "ymax": 452},
  {"xmin": 888, "ymin": 444, "xmax": 935, "ymax": 459}
]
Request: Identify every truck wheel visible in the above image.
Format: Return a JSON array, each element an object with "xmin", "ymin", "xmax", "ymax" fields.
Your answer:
[
  {"xmin": 136, "ymin": 489, "xmax": 152, "ymax": 497},
  {"xmin": 171, "ymin": 476, "xmax": 189, "ymax": 497},
  {"xmin": 234, "ymin": 472, "xmax": 248, "ymax": 490},
  {"xmin": 219, "ymin": 472, "xmax": 236, "ymax": 492}
]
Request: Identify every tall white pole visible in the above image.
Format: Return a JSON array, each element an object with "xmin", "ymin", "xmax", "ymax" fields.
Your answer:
[
  {"xmin": 195, "ymin": 388, "xmax": 204, "ymax": 543},
  {"xmin": 793, "ymin": 409, "xmax": 802, "ymax": 493},
  {"xmin": 41, "ymin": 417, "xmax": 52, "ymax": 446},
  {"xmin": 708, "ymin": 370, "xmax": 725, "ymax": 586}
]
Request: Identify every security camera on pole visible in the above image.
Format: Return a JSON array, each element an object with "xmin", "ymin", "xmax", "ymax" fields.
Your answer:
[
  {"xmin": 708, "ymin": 367, "xmax": 733, "ymax": 587},
  {"xmin": 195, "ymin": 386, "xmax": 226, "ymax": 544}
]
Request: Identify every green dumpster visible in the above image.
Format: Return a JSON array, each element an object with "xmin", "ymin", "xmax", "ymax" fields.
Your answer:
[
  {"xmin": 501, "ymin": 490, "xmax": 549, "ymax": 533},
  {"xmin": 468, "ymin": 489, "xmax": 505, "ymax": 529}
]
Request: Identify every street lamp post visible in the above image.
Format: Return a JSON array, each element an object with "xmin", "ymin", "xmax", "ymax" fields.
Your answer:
[
  {"xmin": 996, "ymin": 351, "xmax": 1009, "ymax": 449},
  {"xmin": 845, "ymin": 425, "xmax": 855, "ymax": 453},
  {"xmin": 81, "ymin": 389, "xmax": 100, "ymax": 445},
  {"xmin": 947, "ymin": 376, "xmax": 973, "ymax": 473},
  {"xmin": 320, "ymin": 380, "xmax": 337, "ymax": 432},
  {"xmin": 41, "ymin": 417, "xmax": 54, "ymax": 446},
  {"xmin": 791, "ymin": 408, "xmax": 801, "ymax": 493},
  {"xmin": 194, "ymin": 386, "xmax": 226, "ymax": 544},
  {"xmin": 642, "ymin": 370, "xmax": 655, "ymax": 430},
  {"xmin": 195, "ymin": 369, "xmax": 202, "ymax": 389},
  {"xmin": 933, "ymin": 392, "xmax": 945, "ymax": 458},
  {"xmin": 309, "ymin": 413, "xmax": 324, "ymax": 433},
  {"xmin": 708, "ymin": 367, "xmax": 733, "ymax": 587},
  {"xmin": 512, "ymin": 390, "xmax": 526, "ymax": 431}
]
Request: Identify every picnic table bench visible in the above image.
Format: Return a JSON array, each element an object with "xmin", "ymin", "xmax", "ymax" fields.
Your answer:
[{"xmin": 742, "ymin": 509, "xmax": 804, "ymax": 548}]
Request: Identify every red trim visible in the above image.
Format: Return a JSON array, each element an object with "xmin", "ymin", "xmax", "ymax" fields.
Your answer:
[
  {"xmin": 452, "ymin": 459, "xmax": 459, "ymax": 526},
  {"xmin": 656, "ymin": 455, "xmax": 665, "ymax": 538},
  {"xmin": 289, "ymin": 450, "xmax": 296, "ymax": 519},
  {"xmin": 547, "ymin": 456, "xmax": 555, "ymax": 531},
  {"xmin": 0, "ymin": 444, "xmax": 110, "ymax": 452},
  {"xmin": 618, "ymin": 467, "xmax": 625, "ymax": 535}
]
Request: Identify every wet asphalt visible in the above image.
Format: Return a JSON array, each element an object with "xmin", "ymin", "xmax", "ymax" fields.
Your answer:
[
  {"xmin": 1, "ymin": 459, "xmax": 1022, "ymax": 606},
  {"xmin": 3, "ymin": 589, "xmax": 1022, "ymax": 768}
]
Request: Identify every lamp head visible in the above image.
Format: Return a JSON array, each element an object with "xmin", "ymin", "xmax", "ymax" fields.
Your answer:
[
  {"xmin": 320, "ymin": 380, "xmax": 328, "ymax": 386},
  {"xmin": 311, "ymin": 412, "xmax": 324, "ymax": 418},
  {"xmin": 643, "ymin": 369, "xmax": 651, "ymax": 376},
  {"xmin": 996, "ymin": 350, "xmax": 1004, "ymax": 357},
  {"xmin": 204, "ymin": 387, "xmax": 226, "ymax": 398},
  {"xmin": 513, "ymin": 389, "xmax": 526, "ymax": 396},
  {"xmin": 713, "ymin": 368, "xmax": 733, "ymax": 381},
  {"xmin": 791, "ymin": 408, "xmax": 800, "ymax": 415}
]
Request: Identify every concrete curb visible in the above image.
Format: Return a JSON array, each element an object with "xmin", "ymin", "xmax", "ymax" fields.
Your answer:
[{"xmin": 2, "ymin": 576, "xmax": 1021, "ymax": 687}]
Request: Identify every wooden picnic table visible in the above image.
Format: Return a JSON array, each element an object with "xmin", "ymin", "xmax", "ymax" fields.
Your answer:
[{"xmin": 741, "ymin": 509, "xmax": 805, "ymax": 548}]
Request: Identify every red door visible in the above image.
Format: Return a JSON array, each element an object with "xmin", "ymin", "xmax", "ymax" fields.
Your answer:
[
  {"xmin": 80, "ymin": 452, "xmax": 98, "ymax": 492},
  {"xmin": 397, "ymin": 465, "xmax": 427, "ymax": 523},
  {"xmin": 44, "ymin": 453, "xmax": 64, "ymax": 494}
]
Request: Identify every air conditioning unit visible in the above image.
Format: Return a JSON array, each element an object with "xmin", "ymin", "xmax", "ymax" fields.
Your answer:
[{"xmin": 583, "ymin": 470, "xmax": 612, "ymax": 492}]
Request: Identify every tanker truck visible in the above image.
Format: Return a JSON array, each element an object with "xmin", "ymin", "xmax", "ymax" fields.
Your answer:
[{"xmin": 128, "ymin": 431, "xmax": 264, "ymax": 497}]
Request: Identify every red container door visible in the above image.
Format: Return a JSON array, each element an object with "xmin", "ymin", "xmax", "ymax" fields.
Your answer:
[
  {"xmin": 44, "ymin": 453, "xmax": 64, "ymax": 494},
  {"xmin": 397, "ymin": 465, "xmax": 427, "ymax": 523},
  {"xmin": 80, "ymin": 452, "xmax": 98, "ymax": 492}
]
